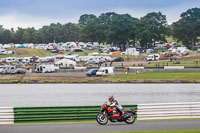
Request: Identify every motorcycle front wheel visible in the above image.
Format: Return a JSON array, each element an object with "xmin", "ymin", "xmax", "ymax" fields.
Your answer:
[
  {"xmin": 124, "ymin": 112, "xmax": 136, "ymax": 124},
  {"xmin": 96, "ymin": 112, "xmax": 108, "ymax": 125}
]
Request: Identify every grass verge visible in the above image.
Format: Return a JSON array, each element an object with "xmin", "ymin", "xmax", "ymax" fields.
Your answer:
[
  {"xmin": 1, "ymin": 72, "xmax": 200, "ymax": 83},
  {"xmin": 102, "ymin": 72, "xmax": 200, "ymax": 83},
  {"xmin": 104, "ymin": 130, "xmax": 200, "ymax": 133}
]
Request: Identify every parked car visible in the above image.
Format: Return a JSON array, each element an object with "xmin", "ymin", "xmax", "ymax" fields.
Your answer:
[
  {"xmin": 113, "ymin": 57, "xmax": 124, "ymax": 62},
  {"xmin": 58, "ymin": 51, "xmax": 64, "ymax": 54},
  {"xmin": 73, "ymin": 49, "xmax": 83, "ymax": 52},
  {"xmin": 49, "ymin": 49, "xmax": 58, "ymax": 53},
  {"xmin": 86, "ymin": 69, "xmax": 98, "ymax": 77},
  {"xmin": 85, "ymin": 59, "xmax": 99, "ymax": 65},
  {"xmin": 14, "ymin": 68, "xmax": 26, "ymax": 74}
]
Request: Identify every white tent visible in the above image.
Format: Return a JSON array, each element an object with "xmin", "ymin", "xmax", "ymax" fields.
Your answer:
[{"xmin": 55, "ymin": 59, "xmax": 76, "ymax": 67}]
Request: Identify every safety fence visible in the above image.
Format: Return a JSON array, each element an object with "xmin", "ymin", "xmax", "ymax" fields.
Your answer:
[
  {"xmin": 137, "ymin": 102, "xmax": 200, "ymax": 120},
  {"xmin": 13, "ymin": 105, "xmax": 137, "ymax": 124},
  {"xmin": 0, "ymin": 107, "xmax": 14, "ymax": 124},
  {"xmin": 1, "ymin": 102, "xmax": 200, "ymax": 124},
  {"xmin": 59, "ymin": 66, "xmax": 200, "ymax": 71}
]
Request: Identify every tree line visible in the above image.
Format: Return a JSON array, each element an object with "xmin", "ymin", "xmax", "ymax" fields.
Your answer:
[{"xmin": 0, "ymin": 7, "xmax": 200, "ymax": 50}]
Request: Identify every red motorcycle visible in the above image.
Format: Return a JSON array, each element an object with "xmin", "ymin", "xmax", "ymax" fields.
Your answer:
[{"xmin": 96, "ymin": 102, "xmax": 136, "ymax": 125}]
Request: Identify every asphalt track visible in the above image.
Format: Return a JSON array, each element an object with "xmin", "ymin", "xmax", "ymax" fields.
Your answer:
[{"xmin": 0, "ymin": 120, "xmax": 200, "ymax": 133}]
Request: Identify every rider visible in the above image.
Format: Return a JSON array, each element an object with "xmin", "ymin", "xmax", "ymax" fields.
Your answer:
[{"xmin": 108, "ymin": 96, "xmax": 124, "ymax": 117}]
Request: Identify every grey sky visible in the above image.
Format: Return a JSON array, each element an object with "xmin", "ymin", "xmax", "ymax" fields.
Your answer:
[{"xmin": 0, "ymin": 0, "xmax": 199, "ymax": 29}]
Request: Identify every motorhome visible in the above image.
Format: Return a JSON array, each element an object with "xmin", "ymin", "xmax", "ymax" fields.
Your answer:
[
  {"xmin": 35, "ymin": 64, "xmax": 55, "ymax": 73},
  {"xmin": 146, "ymin": 54, "xmax": 160, "ymax": 61},
  {"xmin": 122, "ymin": 48, "xmax": 139, "ymax": 56},
  {"xmin": 22, "ymin": 57, "xmax": 32, "ymax": 63},
  {"xmin": 0, "ymin": 66, "xmax": 3, "ymax": 73},
  {"xmin": 96, "ymin": 67, "xmax": 114, "ymax": 76},
  {"xmin": 5, "ymin": 57, "xmax": 18, "ymax": 63},
  {"xmin": 0, "ymin": 65, "xmax": 16, "ymax": 74},
  {"xmin": 55, "ymin": 59, "xmax": 76, "ymax": 67}
]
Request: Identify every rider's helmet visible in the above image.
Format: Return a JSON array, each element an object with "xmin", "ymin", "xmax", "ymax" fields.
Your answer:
[{"xmin": 109, "ymin": 96, "xmax": 114, "ymax": 103}]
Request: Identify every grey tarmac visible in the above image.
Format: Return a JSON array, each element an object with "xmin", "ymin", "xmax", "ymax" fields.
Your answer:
[{"xmin": 0, "ymin": 120, "xmax": 200, "ymax": 133}]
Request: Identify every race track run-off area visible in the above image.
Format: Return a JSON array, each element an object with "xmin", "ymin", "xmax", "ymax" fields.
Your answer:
[{"xmin": 0, "ymin": 120, "xmax": 200, "ymax": 133}]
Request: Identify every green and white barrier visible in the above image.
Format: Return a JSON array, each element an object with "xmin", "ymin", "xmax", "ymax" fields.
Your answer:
[
  {"xmin": 164, "ymin": 66, "xmax": 184, "ymax": 70},
  {"xmin": 13, "ymin": 105, "xmax": 137, "ymax": 124},
  {"xmin": 1, "ymin": 102, "xmax": 200, "ymax": 124},
  {"xmin": 0, "ymin": 107, "xmax": 14, "ymax": 124},
  {"xmin": 137, "ymin": 102, "xmax": 200, "ymax": 120}
]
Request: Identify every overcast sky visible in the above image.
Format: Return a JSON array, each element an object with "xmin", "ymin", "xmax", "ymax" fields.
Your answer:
[{"xmin": 0, "ymin": 0, "xmax": 199, "ymax": 30}]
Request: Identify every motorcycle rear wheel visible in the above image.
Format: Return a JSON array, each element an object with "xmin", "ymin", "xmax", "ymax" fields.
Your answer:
[
  {"xmin": 96, "ymin": 113, "xmax": 108, "ymax": 125},
  {"xmin": 124, "ymin": 112, "xmax": 136, "ymax": 124}
]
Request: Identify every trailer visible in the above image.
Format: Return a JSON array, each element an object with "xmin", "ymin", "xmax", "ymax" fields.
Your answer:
[{"xmin": 35, "ymin": 64, "xmax": 55, "ymax": 73}]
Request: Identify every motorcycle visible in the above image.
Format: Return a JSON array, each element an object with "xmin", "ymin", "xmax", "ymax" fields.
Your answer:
[{"xmin": 96, "ymin": 101, "xmax": 136, "ymax": 125}]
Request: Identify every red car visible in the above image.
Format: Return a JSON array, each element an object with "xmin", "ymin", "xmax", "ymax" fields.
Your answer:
[{"xmin": 58, "ymin": 51, "xmax": 64, "ymax": 54}]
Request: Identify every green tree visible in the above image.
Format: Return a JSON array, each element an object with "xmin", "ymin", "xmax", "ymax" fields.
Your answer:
[
  {"xmin": 63, "ymin": 23, "xmax": 80, "ymax": 42},
  {"xmin": 172, "ymin": 8, "xmax": 200, "ymax": 48},
  {"xmin": 2, "ymin": 30, "xmax": 12, "ymax": 44},
  {"xmin": 15, "ymin": 27, "xmax": 25, "ymax": 44},
  {"xmin": 98, "ymin": 12, "xmax": 137, "ymax": 50},
  {"xmin": 23, "ymin": 27, "xmax": 38, "ymax": 43},
  {"xmin": 80, "ymin": 18, "xmax": 100, "ymax": 43},
  {"xmin": 79, "ymin": 14, "xmax": 97, "ymax": 25},
  {"xmin": 138, "ymin": 12, "xmax": 168, "ymax": 48}
]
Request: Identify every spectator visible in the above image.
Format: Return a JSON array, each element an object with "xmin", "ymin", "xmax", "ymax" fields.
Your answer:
[{"xmin": 110, "ymin": 61, "xmax": 113, "ymax": 67}]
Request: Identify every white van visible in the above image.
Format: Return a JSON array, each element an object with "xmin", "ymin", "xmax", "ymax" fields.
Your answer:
[
  {"xmin": 146, "ymin": 54, "xmax": 160, "ymax": 61},
  {"xmin": 35, "ymin": 64, "xmax": 55, "ymax": 73},
  {"xmin": 96, "ymin": 67, "xmax": 114, "ymax": 76}
]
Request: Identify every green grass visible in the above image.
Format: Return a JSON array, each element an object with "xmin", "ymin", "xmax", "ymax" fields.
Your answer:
[
  {"xmin": 0, "ymin": 48, "xmax": 56, "ymax": 58},
  {"xmin": 145, "ymin": 59, "xmax": 200, "ymax": 67},
  {"xmin": 103, "ymin": 72, "xmax": 200, "ymax": 82},
  {"xmin": 104, "ymin": 130, "xmax": 200, "ymax": 133}
]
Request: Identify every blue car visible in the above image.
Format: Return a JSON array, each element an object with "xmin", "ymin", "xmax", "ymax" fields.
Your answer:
[{"xmin": 86, "ymin": 69, "xmax": 98, "ymax": 77}]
